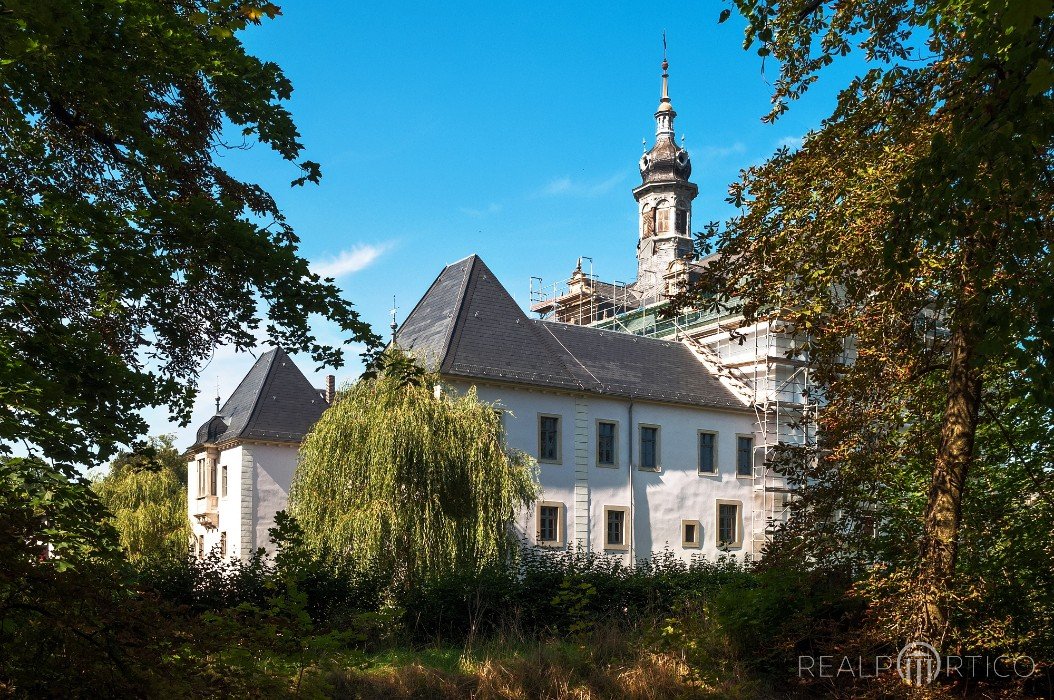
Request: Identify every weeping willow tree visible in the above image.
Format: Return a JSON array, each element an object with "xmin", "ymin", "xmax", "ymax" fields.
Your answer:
[
  {"xmin": 92, "ymin": 435, "xmax": 191, "ymax": 562},
  {"xmin": 290, "ymin": 351, "xmax": 537, "ymax": 584}
]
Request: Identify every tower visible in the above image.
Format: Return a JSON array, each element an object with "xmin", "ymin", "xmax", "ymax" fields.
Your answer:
[{"xmin": 632, "ymin": 52, "xmax": 698, "ymax": 304}]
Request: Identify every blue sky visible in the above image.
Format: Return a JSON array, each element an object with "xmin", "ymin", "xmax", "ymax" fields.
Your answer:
[{"xmin": 145, "ymin": 1, "xmax": 860, "ymax": 449}]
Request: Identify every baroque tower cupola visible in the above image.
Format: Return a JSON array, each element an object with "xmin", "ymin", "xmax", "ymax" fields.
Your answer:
[{"xmin": 632, "ymin": 48, "xmax": 699, "ymax": 304}]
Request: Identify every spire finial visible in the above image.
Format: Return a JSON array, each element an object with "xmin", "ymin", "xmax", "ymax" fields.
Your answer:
[
  {"xmin": 660, "ymin": 32, "xmax": 670, "ymax": 103},
  {"xmin": 389, "ymin": 295, "xmax": 398, "ymax": 341},
  {"xmin": 653, "ymin": 33, "xmax": 676, "ymax": 139},
  {"xmin": 214, "ymin": 376, "xmax": 221, "ymax": 414}
]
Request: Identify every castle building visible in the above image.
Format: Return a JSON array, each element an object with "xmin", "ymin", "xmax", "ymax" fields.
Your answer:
[{"xmin": 188, "ymin": 57, "xmax": 802, "ymax": 562}]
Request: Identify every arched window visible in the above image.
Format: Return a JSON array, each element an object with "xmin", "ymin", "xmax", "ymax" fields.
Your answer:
[{"xmin": 656, "ymin": 200, "xmax": 670, "ymax": 233}]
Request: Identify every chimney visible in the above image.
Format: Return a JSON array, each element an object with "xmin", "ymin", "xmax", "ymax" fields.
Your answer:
[{"xmin": 325, "ymin": 374, "xmax": 335, "ymax": 404}]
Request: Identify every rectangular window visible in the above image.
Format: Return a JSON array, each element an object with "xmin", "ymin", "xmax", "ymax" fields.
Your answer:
[
  {"xmin": 538, "ymin": 415, "xmax": 560, "ymax": 462},
  {"xmin": 208, "ymin": 459, "xmax": 218, "ymax": 495},
  {"xmin": 736, "ymin": 436, "xmax": 754, "ymax": 477},
  {"xmin": 718, "ymin": 502, "xmax": 741, "ymax": 548},
  {"xmin": 604, "ymin": 506, "xmax": 629, "ymax": 550},
  {"xmin": 639, "ymin": 425, "xmax": 659, "ymax": 470},
  {"xmin": 536, "ymin": 502, "xmax": 566, "ymax": 547},
  {"xmin": 221, "ymin": 464, "xmax": 228, "ymax": 497},
  {"xmin": 219, "ymin": 531, "xmax": 227, "ymax": 557},
  {"xmin": 682, "ymin": 519, "xmax": 701, "ymax": 548},
  {"xmin": 196, "ymin": 458, "xmax": 205, "ymax": 497},
  {"xmin": 597, "ymin": 421, "xmax": 617, "ymax": 466},
  {"xmin": 698, "ymin": 432, "xmax": 716, "ymax": 474},
  {"xmin": 196, "ymin": 535, "xmax": 204, "ymax": 559}
]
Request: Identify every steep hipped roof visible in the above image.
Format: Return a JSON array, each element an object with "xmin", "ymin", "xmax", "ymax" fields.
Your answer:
[
  {"xmin": 189, "ymin": 348, "xmax": 328, "ymax": 450},
  {"xmin": 395, "ymin": 255, "xmax": 747, "ymax": 411}
]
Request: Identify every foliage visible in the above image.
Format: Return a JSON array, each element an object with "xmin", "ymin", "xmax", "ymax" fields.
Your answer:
[
  {"xmin": 688, "ymin": 0, "xmax": 1054, "ymax": 649},
  {"xmin": 0, "ymin": 0, "xmax": 379, "ymax": 468},
  {"xmin": 291, "ymin": 350, "xmax": 538, "ymax": 585},
  {"xmin": 91, "ymin": 435, "xmax": 192, "ymax": 562}
]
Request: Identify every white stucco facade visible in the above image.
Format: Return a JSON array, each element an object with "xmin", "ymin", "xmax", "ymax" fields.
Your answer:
[
  {"xmin": 188, "ymin": 441, "xmax": 300, "ymax": 560},
  {"xmin": 447, "ymin": 378, "xmax": 761, "ymax": 563}
]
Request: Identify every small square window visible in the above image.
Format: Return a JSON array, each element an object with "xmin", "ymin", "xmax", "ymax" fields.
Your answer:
[
  {"xmin": 604, "ymin": 507, "xmax": 629, "ymax": 550},
  {"xmin": 698, "ymin": 432, "xmax": 717, "ymax": 474},
  {"xmin": 717, "ymin": 502, "xmax": 742, "ymax": 548},
  {"xmin": 736, "ymin": 436, "xmax": 754, "ymax": 477},
  {"xmin": 539, "ymin": 415, "xmax": 561, "ymax": 462},
  {"xmin": 639, "ymin": 425, "xmax": 660, "ymax": 470},
  {"xmin": 597, "ymin": 421, "xmax": 617, "ymax": 466},
  {"xmin": 682, "ymin": 519, "xmax": 701, "ymax": 548}
]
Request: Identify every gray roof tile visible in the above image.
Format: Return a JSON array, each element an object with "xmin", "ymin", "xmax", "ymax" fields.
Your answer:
[
  {"xmin": 396, "ymin": 255, "xmax": 747, "ymax": 411},
  {"xmin": 190, "ymin": 348, "xmax": 328, "ymax": 449}
]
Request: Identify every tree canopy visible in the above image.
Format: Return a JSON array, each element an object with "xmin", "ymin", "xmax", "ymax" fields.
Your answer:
[
  {"xmin": 679, "ymin": 0, "xmax": 1054, "ymax": 650},
  {"xmin": 0, "ymin": 1, "xmax": 379, "ymax": 467},
  {"xmin": 290, "ymin": 352, "xmax": 538, "ymax": 584},
  {"xmin": 92, "ymin": 435, "xmax": 191, "ymax": 562}
]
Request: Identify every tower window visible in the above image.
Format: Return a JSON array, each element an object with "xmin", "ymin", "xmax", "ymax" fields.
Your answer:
[{"xmin": 675, "ymin": 209, "xmax": 688, "ymax": 234}]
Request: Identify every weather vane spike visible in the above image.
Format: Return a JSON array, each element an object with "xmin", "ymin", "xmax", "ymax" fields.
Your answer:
[
  {"xmin": 662, "ymin": 30, "xmax": 667, "ymax": 61},
  {"xmin": 214, "ymin": 375, "xmax": 220, "ymax": 414}
]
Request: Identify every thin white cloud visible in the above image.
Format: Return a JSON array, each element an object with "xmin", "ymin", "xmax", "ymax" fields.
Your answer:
[
  {"xmin": 312, "ymin": 242, "xmax": 393, "ymax": 279},
  {"xmin": 697, "ymin": 142, "xmax": 747, "ymax": 159},
  {"xmin": 459, "ymin": 203, "xmax": 503, "ymax": 218},
  {"xmin": 537, "ymin": 171, "xmax": 627, "ymax": 198},
  {"xmin": 776, "ymin": 135, "xmax": 803, "ymax": 150},
  {"xmin": 542, "ymin": 176, "xmax": 574, "ymax": 196}
]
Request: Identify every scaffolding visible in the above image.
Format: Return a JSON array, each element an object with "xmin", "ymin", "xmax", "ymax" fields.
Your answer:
[{"xmin": 530, "ymin": 262, "xmax": 816, "ymax": 560}]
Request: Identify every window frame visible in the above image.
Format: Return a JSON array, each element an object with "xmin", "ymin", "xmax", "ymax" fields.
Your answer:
[
  {"xmin": 697, "ymin": 430, "xmax": 718, "ymax": 475},
  {"xmin": 735, "ymin": 434, "xmax": 755, "ymax": 478},
  {"xmin": 207, "ymin": 458, "xmax": 218, "ymax": 496},
  {"xmin": 535, "ymin": 501, "xmax": 566, "ymax": 548},
  {"xmin": 196, "ymin": 458, "xmax": 206, "ymax": 499},
  {"xmin": 638, "ymin": 423, "xmax": 661, "ymax": 472},
  {"xmin": 537, "ymin": 413, "xmax": 563, "ymax": 464},
  {"xmin": 219, "ymin": 531, "xmax": 227, "ymax": 557},
  {"xmin": 595, "ymin": 419, "xmax": 619, "ymax": 468},
  {"xmin": 221, "ymin": 463, "xmax": 228, "ymax": 498},
  {"xmin": 716, "ymin": 499, "xmax": 744, "ymax": 549},
  {"xmin": 603, "ymin": 506, "xmax": 630, "ymax": 551},
  {"xmin": 681, "ymin": 519, "xmax": 701, "ymax": 549}
]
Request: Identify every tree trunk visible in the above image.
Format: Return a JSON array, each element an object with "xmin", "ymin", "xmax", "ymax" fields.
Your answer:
[{"xmin": 914, "ymin": 311, "xmax": 983, "ymax": 649}]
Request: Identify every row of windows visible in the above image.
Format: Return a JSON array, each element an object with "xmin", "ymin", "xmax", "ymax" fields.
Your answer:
[
  {"xmin": 195, "ymin": 458, "xmax": 229, "ymax": 498},
  {"xmin": 536, "ymin": 501, "xmax": 743, "ymax": 550},
  {"xmin": 538, "ymin": 415, "xmax": 755, "ymax": 476}
]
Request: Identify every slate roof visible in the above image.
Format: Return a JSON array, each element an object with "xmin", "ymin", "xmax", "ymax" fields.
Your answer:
[
  {"xmin": 395, "ymin": 255, "xmax": 748, "ymax": 411},
  {"xmin": 189, "ymin": 348, "xmax": 329, "ymax": 450}
]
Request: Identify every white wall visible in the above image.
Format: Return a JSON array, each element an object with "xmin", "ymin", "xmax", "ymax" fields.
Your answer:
[
  {"xmin": 187, "ymin": 445, "xmax": 244, "ymax": 559},
  {"xmin": 246, "ymin": 443, "xmax": 300, "ymax": 557},
  {"xmin": 447, "ymin": 379, "xmax": 762, "ymax": 563}
]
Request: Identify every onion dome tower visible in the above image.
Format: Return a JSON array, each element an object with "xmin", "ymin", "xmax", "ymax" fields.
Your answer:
[{"xmin": 632, "ymin": 51, "xmax": 699, "ymax": 304}]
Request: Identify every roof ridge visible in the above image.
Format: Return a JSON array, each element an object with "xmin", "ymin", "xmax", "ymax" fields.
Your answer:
[
  {"xmin": 236, "ymin": 347, "xmax": 284, "ymax": 439},
  {"xmin": 438, "ymin": 255, "xmax": 480, "ymax": 374}
]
